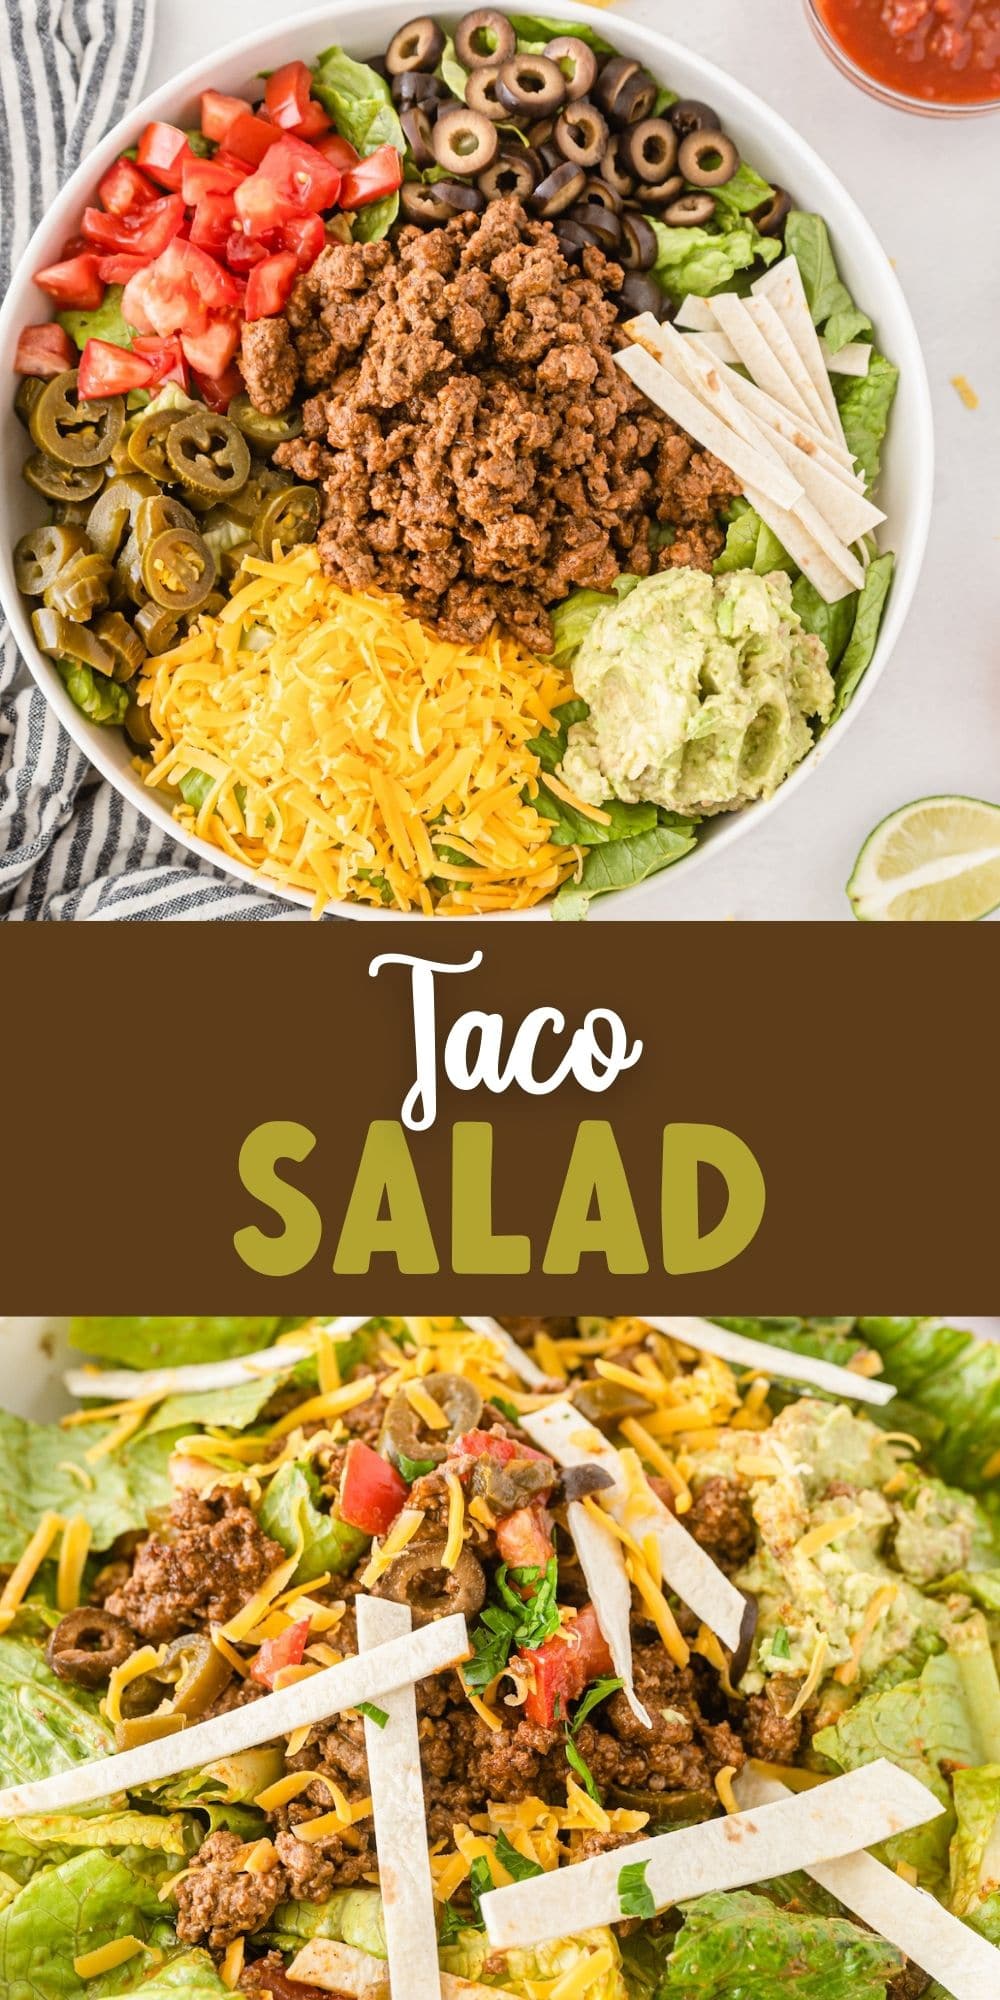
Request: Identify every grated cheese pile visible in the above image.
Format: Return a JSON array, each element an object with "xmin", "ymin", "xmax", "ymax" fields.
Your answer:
[{"xmin": 138, "ymin": 548, "xmax": 583, "ymax": 916}]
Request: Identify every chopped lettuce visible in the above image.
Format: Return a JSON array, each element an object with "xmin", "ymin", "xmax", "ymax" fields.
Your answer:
[
  {"xmin": 548, "ymin": 577, "xmax": 639, "ymax": 670},
  {"xmin": 662, "ymin": 1890, "xmax": 903, "ymax": 1999},
  {"xmin": 0, "ymin": 1847, "xmax": 182, "ymax": 2000},
  {"xmin": 857, "ymin": 1319, "xmax": 1000, "ymax": 1491},
  {"xmin": 69, "ymin": 1317, "xmax": 291, "ymax": 1366},
  {"xmin": 553, "ymin": 819, "xmax": 698, "ymax": 919},
  {"xmin": 0, "ymin": 1634, "xmax": 113, "ymax": 1793},
  {"xmin": 0, "ymin": 1411, "xmax": 179, "ymax": 1563},
  {"xmin": 949, "ymin": 1764, "xmax": 1000, "ymax": 1943},
  {"xmin": 714, "ymin": 500, "xmax": 797, "ymax": 580},
  {"xmin": 57, "ymin": 286, "xmax": 133, "ymax": 355},
  {"xmin": 813, "ymin": 1616, "xmax": 1000, "ymax": 1888},
  {"xmin": 0, "ymin": 1809, "xmax": 193, "ymax": 1877},
  {"xmin": 56, "ymin": 660, "xmax": 128, "ymax": 728},
  {"xmin": 832, "ymin": 354, "xmax": 899, "ymax": 491},
  {"xmin": 150, "ymin": 1748, "xmax": 282, "ymax": 1812},
  {"xmin": 140, "ymin": 1371, "xmax": 289, "ymax": 1439},
  {"xmin": 650, "ymin": 213, "xmax": 780, "ymax": 302},
  {"xmin": 269, "ymin": 1885, "xmax": 387, "ymax": 1957},
  {"xmin": 509, "ymin": 16, "xmax": 615, "ymax": 52},
  {"xmin": 830, "ymin": 552, "xmax": 894, "ymax": 720},
  {"xmin": 311, "ymin": 47, "xmax": 404, "ymax": 241},
  {"xmin": 533, "ymin": 789, "xmax": 659, "ymax": 848},
  {"xmin": 782, "ymin": 214, "xmax": 873, "ymax": 350},
  {"xmin": 114, "ymin": 1954, "xmax": 231, "ymax": 1998},
  {"xmin": 258, "ymin": 1461, "xmax": 369, "ymax": 1582}
]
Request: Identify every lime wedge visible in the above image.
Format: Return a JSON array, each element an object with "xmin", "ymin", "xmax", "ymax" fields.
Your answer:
[{"xmin": 848, "ymin": 796, "xmax": 1000, "ymax": 921}]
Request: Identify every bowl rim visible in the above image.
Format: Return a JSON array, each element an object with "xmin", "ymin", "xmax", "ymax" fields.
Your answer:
[{"xmin": 0, "ymin": 0, "xmax": 935, "ymax": 922}]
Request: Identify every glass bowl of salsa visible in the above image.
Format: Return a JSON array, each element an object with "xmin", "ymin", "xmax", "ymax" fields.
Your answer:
[{"xmin": 805, "ymin": 0, "xmax": 1000, "ymax": 112}]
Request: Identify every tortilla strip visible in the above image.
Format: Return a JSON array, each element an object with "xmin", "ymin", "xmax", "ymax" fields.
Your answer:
[
  {"xmin": 614, "ymin": 344, "xmax": 804, "ymax": 512},
  {"xmin": 356, "ymin": 1596, "xmax": 441, "ymax": 2000},
  {"xmin": 288, "ymin": 1939, "xmax": 519, "ymax": 2000},
  {"xmin": 683, "ymin": 327, "xmax": 740, "ymax": 367},
  {"xmin": 639, "ymin": 1317, "xmax": 897, "ymax": 1405},
  {"xmin": 736, "ymin": 1769, "xmax": 1000, "ymax": 2000},
  {"xmin": 712, "ymin": 361, "xmax": 859, "ymax": 476},
  {"xmin": 822, "ymin": 338, "xmax": 871, "ymax": 376},
  {"xmin": 62, "ymin": 1320, "xmax": 371, "ymax": 1402},
  {"xmin": 566, "ymin": 1497, "xmax": 651, "ymax": 1727},
  {"xmin": 480, "ymin": 1760, "xmax": 943, "ymax": 1949},
  {"xmin": 744, "ymin": 294, "xmax": 836, "ymax": 438},
  {"xmin": 669, "ymin": 329, "xmax": 881, "ymax": 547},
  {"xmin": 0, "ymin": 1614, "xmax": 470, "ymax": 1817},
  {"xmin": 520, "ymin": 1401, "xmax": 746, "ymax": 1651},
  {"xmin": 675, "ymin": 295, "xmax": 719, "ymax": 332},
  {"xmin": 706, "ymin": 292, "xmax": 817, "ymax": 427},
  {"xmin": 753, "ymin": 256, "xmax": 844, "ymax": 436},
  {"xmin": 741, "ymin": 479, "xmax": 861, "ymax": 601},
  {"xmin": 460, "ymin": 1314, "xmax": 561, "ymax": 1391}
]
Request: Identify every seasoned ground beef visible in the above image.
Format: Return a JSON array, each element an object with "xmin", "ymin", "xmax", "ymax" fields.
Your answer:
[
  {"xmin": 497, "ymin": 1317, "xmax": 576, "ymax": 1346},
  {"xmin": 742, "ymin": 1685, "xmax": 804, "ymax": 1763},
  {"xmin": 685, "ymin": 1477, "xmax": 757, "ymax": 1572},
  {"xmin": 174, "ymin": 1832, "xmax": 286, "ymax": 1952},
  {"xmin": 105, "ymin": 1487, "xmax": 286, "ymax": 1645},
  {"xmin": 263, "ymin": 199, "xmax": 738, "ymax": 652},
  {"xmin": 240, "ymin": 317, "xmax": 299, "ymax": 418},
  {"xmin": 239, "ymin": 1952, "xmax": 328, "ymax": 2000}
]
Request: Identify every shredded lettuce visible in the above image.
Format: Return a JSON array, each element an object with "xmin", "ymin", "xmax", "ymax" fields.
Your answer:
[
  {"xmin": 69, "ymin": 1317, "xmax": 291, "ymax": 1366},
  {"xmin": 0, "ymin": 1411, "xmax": 178, "ymax": 1564},
  {"xmin": 56, "ymin": 660, "xmax": 128, "ymax": 728},
  {"xmin": 783, "ymin": 214, "xmax": 873, "ymax": 351},
  {"xmin": 57, "ymin": 286, "xmax": 133, "ymax": 355},
  {"xmin": 553, "ymin": 819, "xmax": 698, "ymax": 919},
  {"xmin": 650, "ymin": 214, "xmax": 780, "ymax": 302},
  {"xmin": 310, "ymin": 48, "xmax": 404, "ymax": 241},
  {"xmin": 0, "ymin": 1847, "xmax": 184, "ymax": 2000},
  {"xmin": 258, "ymin": 1461, "xmax": 369, "ymax": 1581},
  {"xmin": 833, "ymin": 354, "xmax": 899, "ymax": 491},
  {"xmin": 0, "ymin": 1634, "xmax": 113, "ymax": 1793},
  {"xmin": 662, "ymin": 1890, "xmax": 903, "ymax": 1999}
]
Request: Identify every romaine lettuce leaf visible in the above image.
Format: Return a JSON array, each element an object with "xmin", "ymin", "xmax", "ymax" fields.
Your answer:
[
  {"xmin": 69, "ymin": 1317, "xmax": 290, "ymax": 1366},
  {"xmin": 311, "ymin": 48, "xmax": 404, "ymax": 241},
  {"xmin": 0, "ymin": 1847, "xmax": 180, "ymax": 2000},
  {"xmin": 149, "ymin": 1748, "xmax": 282, "ymax": 1811},
  {"xmin": 949, "ymin": 1764, "xmax": 1000, "ymax": 1943},
  {"xmin": 714, "ymin": 500, "xmax": 797, "ymax": 579},
  {"xmin": 0, "ymin": 1809, "xmax": 193, "ymax": 1867},
  {"xmin": 258, "ymin": 1462, "xmax": 368, "ymax": 1582},
  {"xmin": 858, "ymin": 1319, "xmax": 1000, "ymax": 1490},
  {"xmin": 120, "ymin": 1955, "xmax": 230, "ymax": 1998},
  {"xmin": 141, "ymin": 1372, "xmax": 289, "ymax": 1439},
  {"xmin": 782, "ymin": 215, "xmax": 873, "ymax": 349},
  {"xmin": 662, "ymin": 1890, "xmax": 903, "ymax": 1998},
  {"xmin": 832, "ymin": 354, "xmax": 898, "ymax": 491},
  {"xmin": 269, "ymin": 1884, "xmax": 387, "ymax": 1956},
  {"xmin": 57, "ymin": 660, "xmax": 128, "ymax": 727},
  {"xmin": 57, "ymin": 286, "xmax": 133, "ymax": 355},
  {"xmin": 533, "ymin": 788, "xmax": 659, "ymax": 848},
  {"xmin": 0, "ymin": 1410, "xmax": 177, "ymax": 1562},
  {"xmin": 553, "ymin": 820, "xmax": 698, "ymax": 919},
  {"xmin": 650, "ymin": 213, "xmax": 779, "ymax": 301},
  {"xmin": 0, "ymin": 1633, "xmax": 113, "ymax": 1792}
]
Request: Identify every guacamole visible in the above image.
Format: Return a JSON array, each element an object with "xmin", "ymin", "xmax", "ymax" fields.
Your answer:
[{"xmin": 559, "ymin": 567, "xmax": 834, "ymax": 818}]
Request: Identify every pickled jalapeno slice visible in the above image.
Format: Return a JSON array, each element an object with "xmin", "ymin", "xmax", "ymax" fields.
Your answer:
[
  {"xmin": 141, "ymin": 526, "xmax": 216, "ymax": 611},
  {"xmin": 22, "ymin": 452, "xmax": 104, "ymax": 503},
  {"xmin": 165, "ymin": 411, "xmax": 251, "ymax": 500},
  {"xmin": 28, "ymin": 370, "xmax": 124, "ymax": 467},
  {"xmin": 13, "ymin": 523, "xmax": 90, "ymax": 597},
  {"xmin": 253, "ymin": 483, "xmax": 320, "ymax": 554}
]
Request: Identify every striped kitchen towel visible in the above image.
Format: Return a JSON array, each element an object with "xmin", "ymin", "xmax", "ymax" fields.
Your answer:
[{"xmin": 0, "ymin": 0, "xmax": 292, "ymax": 919}]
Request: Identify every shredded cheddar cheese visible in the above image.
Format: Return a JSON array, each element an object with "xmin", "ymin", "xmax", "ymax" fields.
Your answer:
[
  {"xmin": 714, "ymin": 1765, "xmax": 739, "ymax": 1814},
  {"xmin": 748, "ymin": 1758, "xmax": 829, "ymax": 1792},
  {"xmin": 140, "ymin": 550, "xmax": 580, "ymax": 917},
  {"xmin": 255, "ymin": 1771, "xmax": 316, "ymax": 1812},
  {"xmin": 625, "ymin": 1552, "xmax": 690, "ymax": 1668},
  {"xmin": 443, "ymin": 1471, "xmax": 466, "ymax": 1571},
  {"xmin": 73, "ymin": 1938, "xmax": 145, "ymax": 1979},
  {"xmin": 403, "ymin": 1380, "xmax": 450, "ymax": 1432},
  {"xmin": 795, "ymin": 1510, "xmax": 863, "ymax": 1559},
  {"xmin": 220, "ymin": 1938, "xmax": 246, "ymax": 1989},
  {"xmin": 833, "ymin": 1584, "xmax": 899, "ymax": 1686},
  {"xmin": 787, "ymin": 1633, "xmax": 829, "ymax": 1718},
  {"xmin": 0, "ymin": 1511, "xmax": 64, "ymax": 1633},
  {"xmin": 268, "ymin": 1377, "xmax": 379, "ymax": 1438},
  {"xmin": 361, "ymin": 1507, "xmax": 425, "ymax": 1588},
  {"xmin": 240, "ymin": 1838, "xmax": 278, "ymax": 1874},
  {"xmin": 56, "ymin": 1515, "xmax": 92, "ymax": 1612},
  {"xmin": 106, "ymin": 1644, "xmax": 164, "ymax": 1726}
]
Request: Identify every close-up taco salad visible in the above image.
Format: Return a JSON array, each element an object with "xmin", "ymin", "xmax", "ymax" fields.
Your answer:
[{"xmin": 1, "ymin": 1313, "xmax": 998, "ymax": 1998}]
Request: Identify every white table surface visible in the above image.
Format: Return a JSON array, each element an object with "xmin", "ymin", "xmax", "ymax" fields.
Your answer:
[{"xmin": 154, "ymin": 1, "xmax": 1000, "ymax": 922}]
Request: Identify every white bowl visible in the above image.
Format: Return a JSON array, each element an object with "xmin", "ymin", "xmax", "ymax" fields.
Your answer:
[{"xmin": 0, "ymin": 2, "xmax": 934, "ymax": 920}]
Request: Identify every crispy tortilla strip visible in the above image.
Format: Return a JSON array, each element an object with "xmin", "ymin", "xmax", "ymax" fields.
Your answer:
[
  {"xmin": 744, "ymin": 294, "xmax": 835, "ymax": 438},
  {"xmin": 460, "ymin": 1314, "xmax": 561, "ymax": 1391},
  {"xmin": 736, "ymin": 1768, "xmax": 1000, "ymax": 2000},
  {"xmin": 676, "ymin": 295, "xmax": 719, "ymax": 332},
  {"xmin": 62, "ymin": 1321, "xmax": 371, "ymax": 1402},
  {"xmin": 356, "ymin": 1596, "xmax": 440, "ymax": 2000},
  {"xmin": 288, "ymin": 1939, "xmax": 518, "ymax": 2000},
  {"xmin": 614, "ymin": 344, "xmax": 804, "ymax": 512},
  {"xmin": 566, "ymin": 1497, "xmax": 650, "ymax": 1727},
  {"xmin": 481, "ymin": 1761, "xmax": 943, "ymax": 1948},
  {"xmin": 709, "ymin": 361, "xmax": 859, "ymax": 476},
  {"xmin": 753, "ymin": 256, "xmax": 844, "ymax": 436},
  {"xmin": 742, "ymin": 480, "xmax": 861, "ymax": 601},
  {"xmin": 683, "ymin": 327, "xmax": 740, "ymax": 366},
  {"xmin": 667, "ymin": 328, "xmax": 881, "ymax": 547},
  {"xmin": 822, "ymin": 338, "xmax": 871, "ymax": 376},
  {"xmin": 640, "ymin": 1317, "xmax": 896, "ymax": 1404},
  {"xmin": 0, "ymin": 1614, "xmax": 470, "ymax": 1817},
  {"xmin": 520, "ymin": 1401, "xmax": 745, "ymax": 1651},
  {"xmin": 705, "ymin": 292, "xmax": 817, "ymax": 426}
]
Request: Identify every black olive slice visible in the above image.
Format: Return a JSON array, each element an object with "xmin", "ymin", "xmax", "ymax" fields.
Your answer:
[
  {"xmin": 615, "ymin": 71, "xmax": 658, "ymax": 127},
  {"xmin": 617, "ymin": 271, "xmax": 664, "ymax": 319},
  {"xmin": 557, "ymin": 218, "xmax": 601, "ymax": 263},
  {"xmin": 434, "ymin": 180, "xmax": 487, "ymax": 215},
  {"xmin": 599, "ymin": 133, "xmax": 635, "ymax": 199},
  {"xmin": 663, "ymin": 190, "xmax": 716, "ymax": 226},
  {"xmin": 538, "ymin": 141, "xmax": 562, "ymax": 174},
  {"xmin": 526, "ymin": 116, "xmax": 556, "ymax": 148},
  {"xmin": 400, "ymin": 105, "xmax": 437, "ymax": 169},
  {"xmin": 567, "ymin": 201, "xmax": 621, "ymax": 253},
  {"xmin": 543, "ymin": 34, "xmax": 598, "ymax": 101},
  {"xmin": 432, "ymin": 104, "xmax": 499, "ymax": 175},
  {"xmin": 669, "ymin": 97, "xmax": 721, "ymax": 139},
  {"xmin": 620, "ymin": 211, "xmax": 658, "ymax": 270},
  {"xmin": 554, "ymin": 98, "xmax": 609, "ymax": 169},
  {"xmin": 594, "ymin": 54, "xmax": 640, "ymax": 119},
  {"xmin": 641, "ymin": 172, "xmax": 685, "ymax": 207},
  {"xmin": 454, "ymin": 8, "xmax": 516, "ymax": 70},
  {"xmin": 729, "ymin": 1593, "xmax": 759, "ymax": 1687},
  {"xmin": 400, "ymin": 181, "xmax": 457, "ymax": 224},
  {"xmin": 478, "ymin": 148, "xmax": 541, "ymax": 202},
  {"xmin": 624, "ymin": 116, "xmax": 678, "ymax": 183},
  {"xmin": 578, "ymin": 176, "xmax": 623, "ymax": 216},
  {"xmin": 531, "ymin": 160, "xmax": 587, "ymax": 218},
  {"xmin": 465, "ymin": 63, "xmax": 507, "ymax": 121},
  {"xmin": 386, "ymin": 16, "xmax": 445, "ymax": 75},
  {"xmin": 496, "ymin": 53, "xmax": 566, "ymax": 117},
  {"xmin": 678, "ymin": 128, "xmax": 740, "ymax": 188},
  {"xmin": 392, "ymin": 69, "xmax": 446, "ymax": 109},
  {"xmin": 751, "ymin": 186, "xmax": 792, "ymax": 237}
]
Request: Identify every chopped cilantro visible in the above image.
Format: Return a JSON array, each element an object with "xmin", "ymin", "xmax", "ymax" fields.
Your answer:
[
  {"xmin": 488, "ymin": 1395, "xmax": 523, "ymax": 1425},
  {"xmin": 464, "ymin": 1558, "xmax": 561, "ymax": 1690},
  {"xmin": 494, "ymin": 1829, "xmax": 545, "ymax": 1882},
  {"xmin": 437, "ymin": 1900, "xmax": 465, "ymax": 1944},
  {"xmin": 771, "ymin": 1626, "xmax": 791, "ymax": 1659},
  {"xmin": 571, "ymin": 1676, "xmax": 623, "ymax": 1735},
  {"xmin": 396, "ymin": 1450, "xmax": 437, "ymax": 1482},
  {"xmin": 356, "ymin": 1701, "xmax": 388, "ymax": 1728},
  {"xmin": 565, "ymin": 1736, "xmax": 600, "ymax": 1802},
  {"xmin": 617, "ymin": 1859, "xmax": 655, "ymax": 1921},
  {"xmin": 469, "ymin": 1853, "xmax": 495, "ymax": 1925}
]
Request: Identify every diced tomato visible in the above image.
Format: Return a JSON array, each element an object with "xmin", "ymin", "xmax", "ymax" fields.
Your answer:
[
  {"xmin": 225, "ymin": 109, "xmax": 283, "ymax": 168},
  {"xmin": 215, "ymin": 148, "xmax": 255, "ymax": 183},
  {"xmin": 132, "ymin": 333, "xmax": 188, "ymax": 388},
  {"xmin": 180, "ymin": 313, "xmax": 241, "ymax": 378},
  {"xmin": 244, "ymin": 248, "xmax": 298, "ymax": 318},
  {"xmin": 189, "ymin": 191, "xmax": 237, "ymax": 257},
  {"xmin": 520, "ymin": 1604, "xmax": 614, "ymax": 1728},
  {"xmin": 224, "ymin": 229, "xmax": 274, "ymax": 273},
  {"xmin": 251, "ymin": 1616, "xmax": 311, "ymax": 1689},
  {"xmin": 339, "ymin": 144, "xmax": 403, "ymax": 211},
  {"xmin": 190, "ymin": 359, "xmax": 243, "ymax": 411},
  {"xmin": 13, "ymin": 322, "xmax": 77, "ymax": 376},
  {"xmin": 96, "ymin": 252, "xmax": 150, "ymax": 284},
  {"xmin": 82, "ymin": 192, "xmax": 185, "ymax": 259},
  {"xmin": 200, "ymin": 89, "xmax": 251, "ymax": 144},
  {"xmin": 280, "ymin": 211, "xmax": 326, "ymax": 270},
  {"xmin": 98, "ymin": 157, "xmax": 158, "ymax": 215},
  {"xmin": 181, "ymin": 153, "xmax": 247, "ymax": 204},
  {"xmin": 235, "ymin": 135, "xmax": 342, "ymax": 235},
  {"xmin": 33, "ymin": 252, "xmax": 104, "ymax": 310},
  {"xmin": 136, "ymin": 121, "xmax": 197, "ymax": 192},
  {"xmin": 77, "ymin": 337, "xmax": 155, "ymax": 400},
  {"xmin": 495, "ymin": 1504, "xmax": 555, "ymax": 1573},
  {"xmin": 60, "ymin": 233, "xmax": 93, "ymax": 260},
  {"xmin": 449, "ymin": 1429, "xmax": 551, "ymax": 1469},
  {"xmin": 295, "ymin": 100, "xmax": 333, "ymax": 140},
  {"xmin": 121, "ymin": 237, "xmax": 235, "ymax": 340},
  {"xmin": 313, "ymin": 131, "xmax": 360, "ymax": 171},
  {"xmin": 339, "ymin": 1439, "xmax": 408, "ymax": 1537},
  {"xmin": 264, "ymin": 59, "xmax": 314, "ymax": 130}
]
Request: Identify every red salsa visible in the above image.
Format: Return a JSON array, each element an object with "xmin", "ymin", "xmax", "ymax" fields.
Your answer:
[{"xmin": 817, "ymin": 0, "xmax": 1000, "ymax": 102}]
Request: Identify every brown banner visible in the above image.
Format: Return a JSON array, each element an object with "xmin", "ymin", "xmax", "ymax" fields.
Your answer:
[{"xmin": 0, "ymin": 923, "xmax": 995, "ymax": 1309}]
